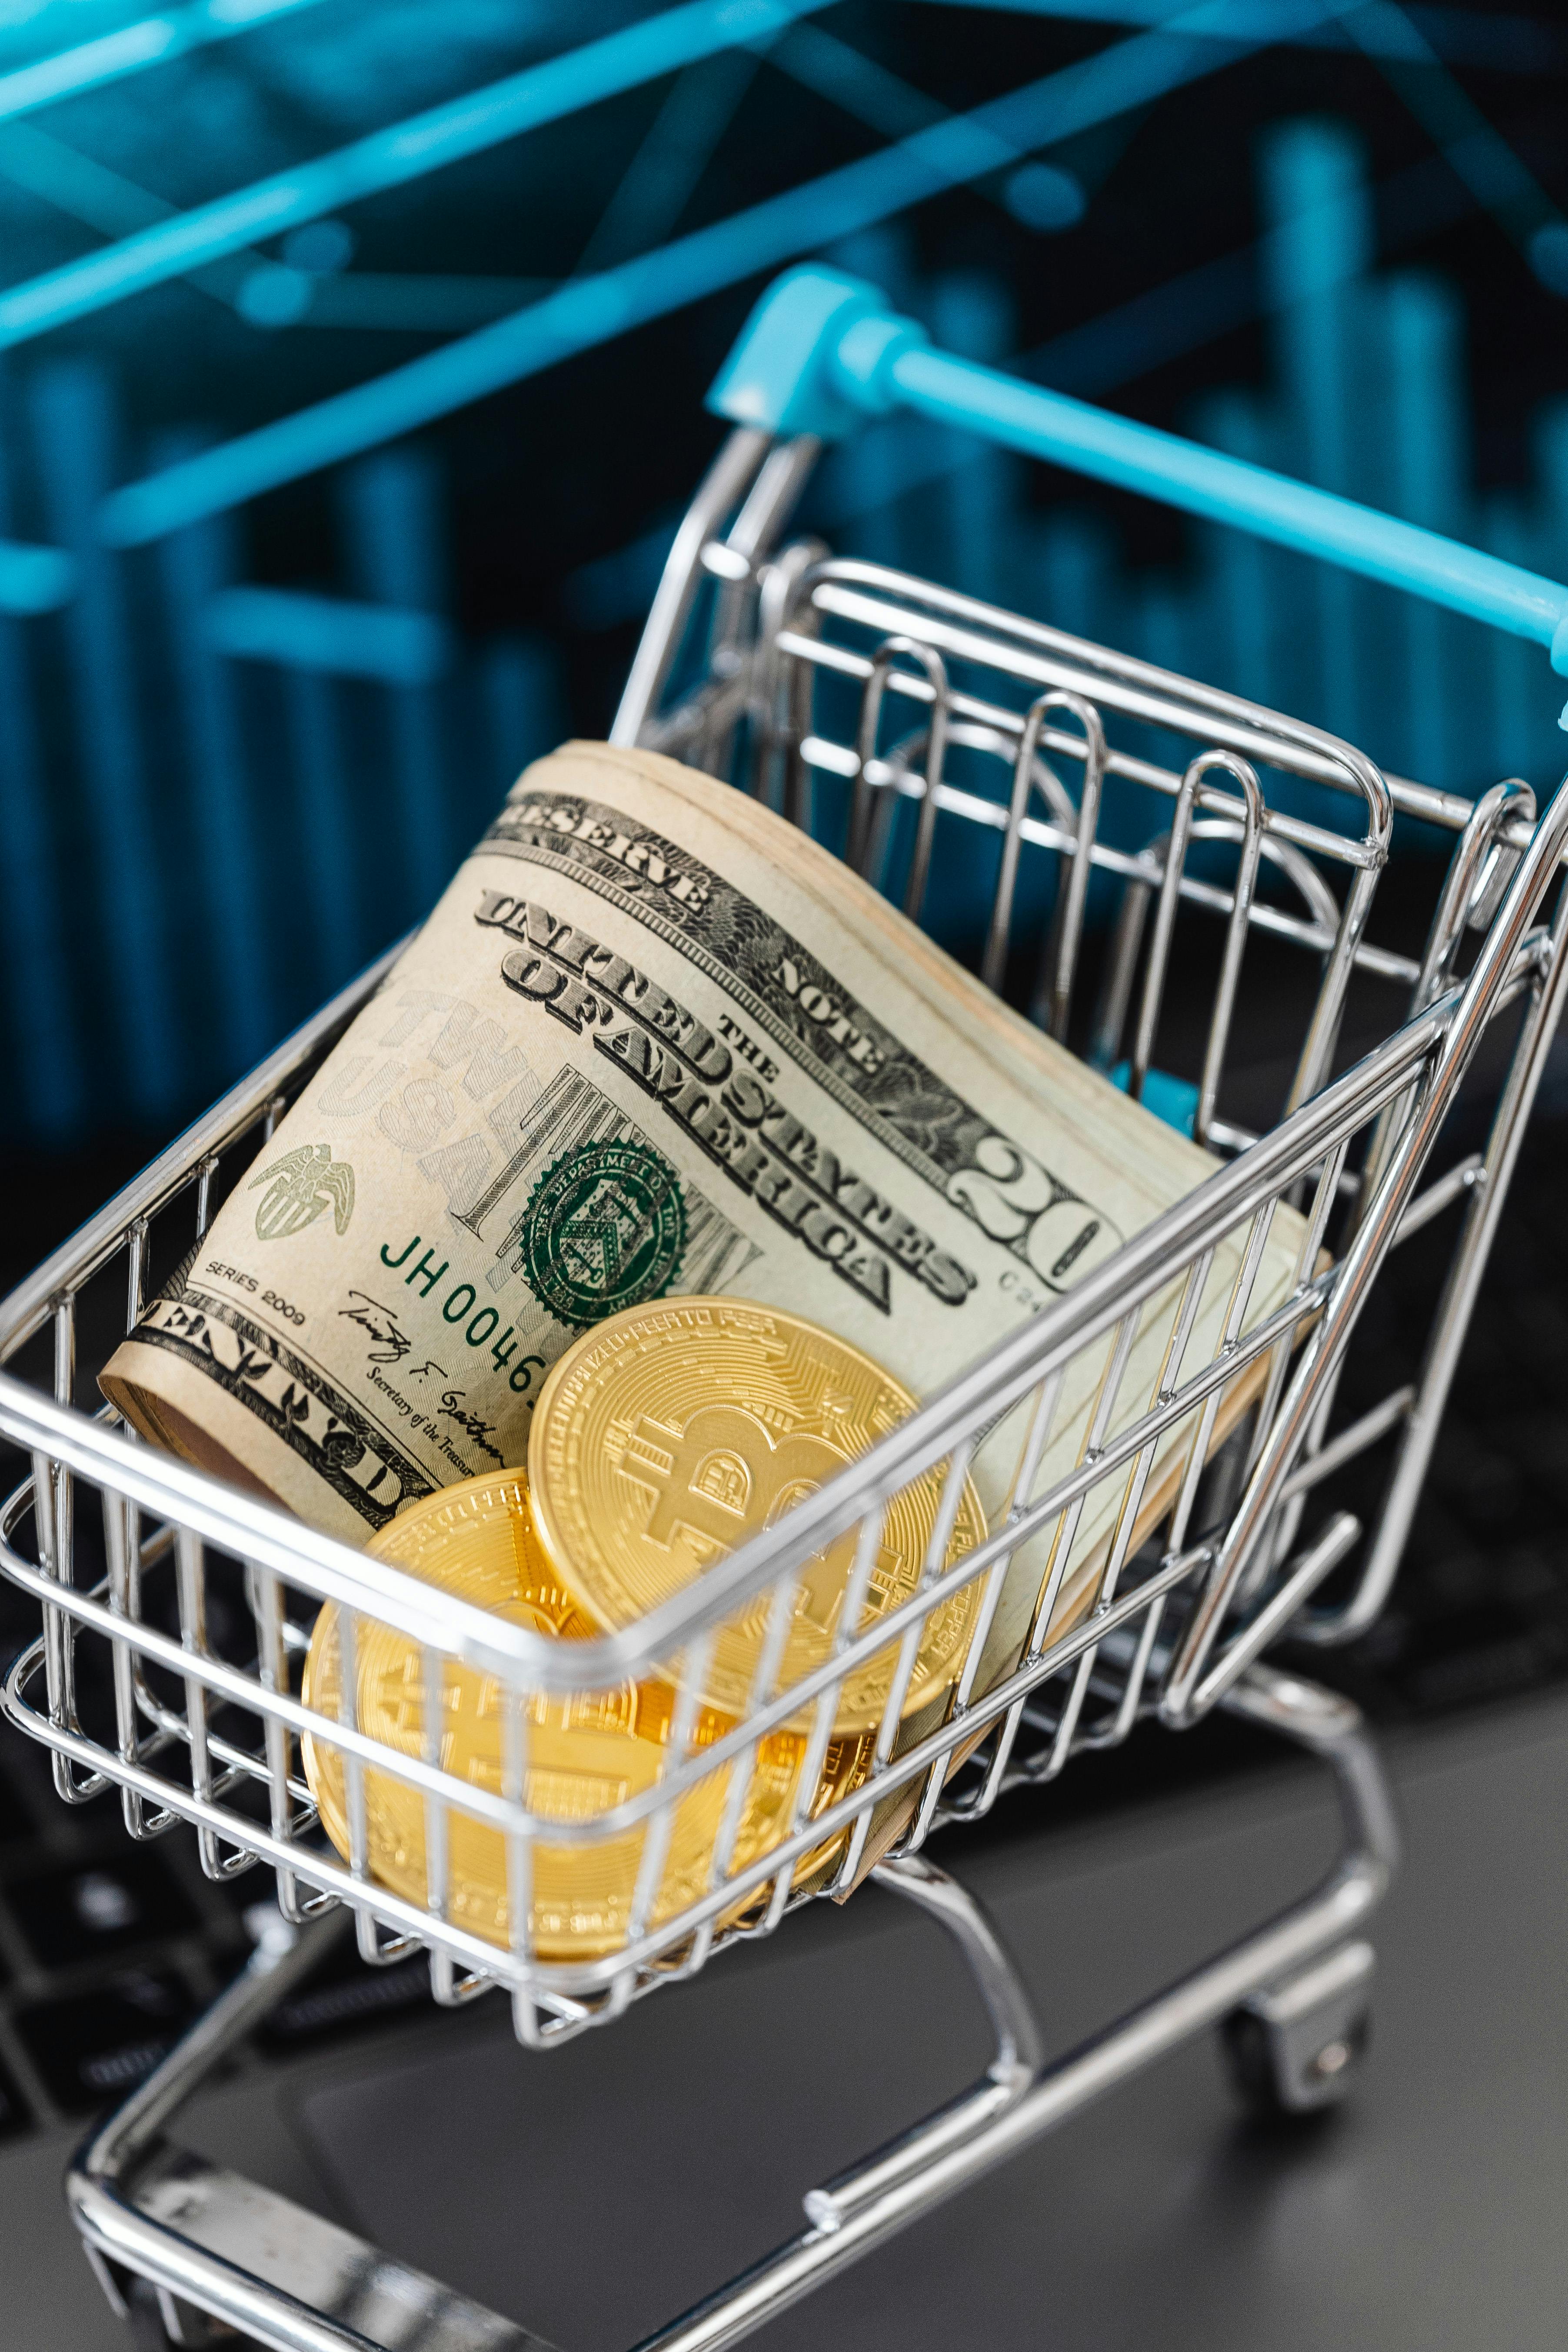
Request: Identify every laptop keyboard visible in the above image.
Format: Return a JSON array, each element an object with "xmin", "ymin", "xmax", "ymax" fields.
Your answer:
[
  {"xmin": 0, "ymin": 1679, "xmax": 446, "ymax": 2135},
  {"xmin": 0, "ymin": 1099, "xmax": 1565, "ymax": 2146}
]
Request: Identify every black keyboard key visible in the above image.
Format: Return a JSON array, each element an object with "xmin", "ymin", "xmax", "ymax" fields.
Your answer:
[
  {"xmin": 8, "ymin": 1851, "xmax": 196, "ymax": 1969},
  {"xmin": 257, "ymin": 1929, "xmax": 437, "ymax": 2053},
  {"xmin": 15, "ymin": 1969, "xmax": 195, "ymax": 2113}
]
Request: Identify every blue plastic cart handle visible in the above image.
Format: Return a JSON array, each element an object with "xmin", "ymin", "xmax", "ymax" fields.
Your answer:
[{"xmin": 709, "ymin": 267, "xmax": 1568, "ymax": 722}]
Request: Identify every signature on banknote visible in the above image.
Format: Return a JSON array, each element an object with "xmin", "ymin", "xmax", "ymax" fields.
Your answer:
[
  {"xmin": 338, "ymin": 1290, "xmax": 412, "ymax": 1366},
  {"xmin": 438, "ymin": 1389, "xmax": 503, "ymax": 1464}
]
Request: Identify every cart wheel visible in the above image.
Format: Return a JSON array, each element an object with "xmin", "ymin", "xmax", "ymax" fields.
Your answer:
[{"xmin": 1220, "ymin": 1939, "xmax": 1374, "ymax": 2119}]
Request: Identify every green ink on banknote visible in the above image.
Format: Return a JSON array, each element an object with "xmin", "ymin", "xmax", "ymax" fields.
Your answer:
[{"xmin": 519, "ymin": 1139, "xmax": 686, "ymax": 1328}]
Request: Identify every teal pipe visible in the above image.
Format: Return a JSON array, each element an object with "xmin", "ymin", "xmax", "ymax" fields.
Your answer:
[
  {"xmin": 891, "ymin": 343, "xmax": 1568, "ymax": 656},
  {"xmin": 709, "ymin": 267, "xmax": 1568, "ymax": 702}
]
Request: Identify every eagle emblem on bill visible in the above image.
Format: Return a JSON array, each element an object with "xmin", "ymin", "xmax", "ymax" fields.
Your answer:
[{"xmin": 248, "ymin": 1144, "xmax": 356, "ymax": 1241}]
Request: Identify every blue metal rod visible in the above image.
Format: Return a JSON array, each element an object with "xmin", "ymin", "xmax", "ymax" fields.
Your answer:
[
  {"xmin": 31, "ymin": 361, "xmax": 180, "ymax": 1118},
  {"xmin": 205, "ymin": 586, "xmax": 449, "ymax": 683},
  {"xmin": 884, "ymin": 342, "xmax": 1568, "ymax": 653},
  {"xmin": 0, "ymin": 394, "xmax": 79, "ymax": 1136},
  {"xmin": 156, "ymin": 456, "xmax": 277, "ymax": 1077},
  {"xmin": 0, "ymin": 537, "xmax": 73, "ymax": 612},
  {"xmin": 0, "ymin": 0, "xmax": 832, "ymax": 350},
  {"xmin": 284, "ymin": 664, "xmax": 361, "ymax": 990},
  {"xmin": 98, "ymin": 2, "xmax": 1299, "ymax": 543},
  {"xmin": 1262, "ymin": 120, "xmax": 1369, "ymax": 748},
  {"xmin": 340, "ymin": 448, "xmax": 453, "ymax": 893},
  {"xmin": 0, "ymin": 0, "xmax": 329, "ymax": 128}
]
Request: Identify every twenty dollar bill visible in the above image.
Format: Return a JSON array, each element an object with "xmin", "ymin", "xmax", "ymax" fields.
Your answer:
[{"xmin": 103, "ymin": 740, "xmax": 1305, "ymax": 1694}]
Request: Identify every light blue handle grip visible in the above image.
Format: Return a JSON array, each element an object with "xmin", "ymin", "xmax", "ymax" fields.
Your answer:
[{"xmin": 709, "ymin": 267, "xmax": 1568, "ymax": 704}]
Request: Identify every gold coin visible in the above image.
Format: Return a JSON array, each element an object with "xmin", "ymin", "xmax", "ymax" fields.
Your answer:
[
  {"xmin": 334, "ymin": 1467, "xmax": 719, "ymax": 1746},
  {"xmin": 300, "ymin": 1471, "xmax": 867, "ymax": 1959},
  {"xmin": 527, "ymin": 1299, "xmax": 987, "ymax": 1731}
]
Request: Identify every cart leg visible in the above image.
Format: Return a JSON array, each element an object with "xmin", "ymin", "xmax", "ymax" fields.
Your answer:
[
  {"xmin": 632, "ymin": 1667, "xmax": 1396, "ymax": 2352},
  {"xmin": 802, "ymin": 1853, "xmax": 1045, "ymax": 2232}
]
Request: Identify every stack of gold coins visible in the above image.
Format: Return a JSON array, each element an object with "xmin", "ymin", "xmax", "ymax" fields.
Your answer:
[{"xmin": 301, "ymin": 1297, "xmax": 986, "ymax": 1960}]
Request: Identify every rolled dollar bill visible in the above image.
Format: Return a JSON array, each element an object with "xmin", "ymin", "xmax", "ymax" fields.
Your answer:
[{"xmin": 103, "ymin": 740, "xmax": 1304, "ymax": 1703}]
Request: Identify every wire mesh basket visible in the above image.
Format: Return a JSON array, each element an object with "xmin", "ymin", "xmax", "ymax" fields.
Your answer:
[{"xmin": 4, "ymin": 263, "xmax": 1568, "ymax": 2352}]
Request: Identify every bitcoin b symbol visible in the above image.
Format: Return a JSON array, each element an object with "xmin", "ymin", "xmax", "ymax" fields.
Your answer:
[{"xmin": 614, "ymin": 1404, "xmax": 901, "ymax": 1635}]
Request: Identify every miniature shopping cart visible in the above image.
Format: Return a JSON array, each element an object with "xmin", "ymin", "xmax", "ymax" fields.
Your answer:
[{"xmin": 6, "ymin": 261, "xmax": 1568, "ymax": 2352}]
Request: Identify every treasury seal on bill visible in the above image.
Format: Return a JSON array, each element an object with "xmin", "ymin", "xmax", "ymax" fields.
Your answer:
[{"xmin": 516, "ymin": 1137, "xmax": 687, "ymax": 1329}]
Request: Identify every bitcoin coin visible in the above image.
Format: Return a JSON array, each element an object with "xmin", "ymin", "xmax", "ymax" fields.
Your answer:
[
  {"xmin": 336, "ymin": 1469, "xmax": 728, "ymax": 1747},
  {"xmin": 300, "ymin": 1470, "xmax": 867, "ymax": 1958},
  {"xmin": 527, "ymin": 1300, "xmax": 987, "ymax": 1731}
]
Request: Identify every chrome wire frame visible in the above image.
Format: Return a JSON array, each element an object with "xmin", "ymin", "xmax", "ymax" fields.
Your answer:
[
  {"xmin": 4, "ymin": 422, "xmax": 1568, "ymax": 2352},
  {"xmin": 65, "ymin": 1666, "xmax": 1395, "ymax": 2352}
]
